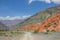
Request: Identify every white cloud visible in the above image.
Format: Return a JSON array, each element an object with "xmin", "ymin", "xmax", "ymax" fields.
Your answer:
[
  {"xmin": 28, "ymin": 0, "xmax": 60, "ymax": 4},
  {"xmin": 29, "ymin": 0, "xmax": 33, "ymax": 4},
  {"xmin": 0, "ymin": 15, "xmax": 31, "ymax": 20},
  {"xmin": 38, "ymin": 0, "xmax": 51, "ymax": 3},
  {"xmin": 51, "ymin": 0, "xmax": 60, "ymax": 4}
]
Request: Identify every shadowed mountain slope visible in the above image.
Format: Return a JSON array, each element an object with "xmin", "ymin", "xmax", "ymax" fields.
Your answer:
[{"xmin": 0, "ymin": 22, "xmax": 8, "ymax": 30}]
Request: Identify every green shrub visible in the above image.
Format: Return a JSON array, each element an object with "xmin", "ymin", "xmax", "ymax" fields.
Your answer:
[
  {"xmin": 51, "ymin": 30, "xmax": 56, "ymax": 32},
  {"xmin": 33, "ymin": 30, "xmax": 38, "ymax": 33}
]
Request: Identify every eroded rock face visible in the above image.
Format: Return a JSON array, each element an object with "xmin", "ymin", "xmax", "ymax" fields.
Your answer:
[
  {"xmin": 38, "ymin": 13, "xmax": 60, "ymax": 32},
  {"xmin": 19, "ymin": 13, "xmax": 60, "ymax": 32}
]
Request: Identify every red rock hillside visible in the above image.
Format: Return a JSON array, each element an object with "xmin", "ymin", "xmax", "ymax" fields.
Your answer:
[{"xmin": 19, "ymin": 13, "xmax": 60, "ymax": 32}]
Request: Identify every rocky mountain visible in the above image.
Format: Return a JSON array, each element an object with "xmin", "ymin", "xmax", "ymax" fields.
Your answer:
[
  {"xmin": 19, "ymin": 13, "xmax": 60, "ymax": 32},
  {"xmin": 16, "ymin": 6, "xmax": 60, "ymax": 32}
]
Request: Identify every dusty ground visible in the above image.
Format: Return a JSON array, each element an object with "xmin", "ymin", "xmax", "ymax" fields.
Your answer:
[{"xmin": 0, "ymin": 32, "xmax": 60, "ymax": 40}]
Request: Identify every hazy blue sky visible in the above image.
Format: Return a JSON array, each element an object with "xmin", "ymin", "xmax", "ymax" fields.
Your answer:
[{"xmin": 0, "ymin": 0, "xmax": 60, "ymax": 16}]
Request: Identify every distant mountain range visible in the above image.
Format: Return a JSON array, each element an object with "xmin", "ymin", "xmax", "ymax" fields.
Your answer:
[
  {"xmin": 16, "ymin": 6, "xmax": 60, "ymax": 32},
  {"xmin": 0, "ymin": 22, "xmax": 8, "ymax": 30},
  {"xmin": 0, "ymin": 19, "xmax": 25, "ymax": 30},
  {"xmin": 0, "ymin": 20, "xmax": 23, "ymax": 27}
]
